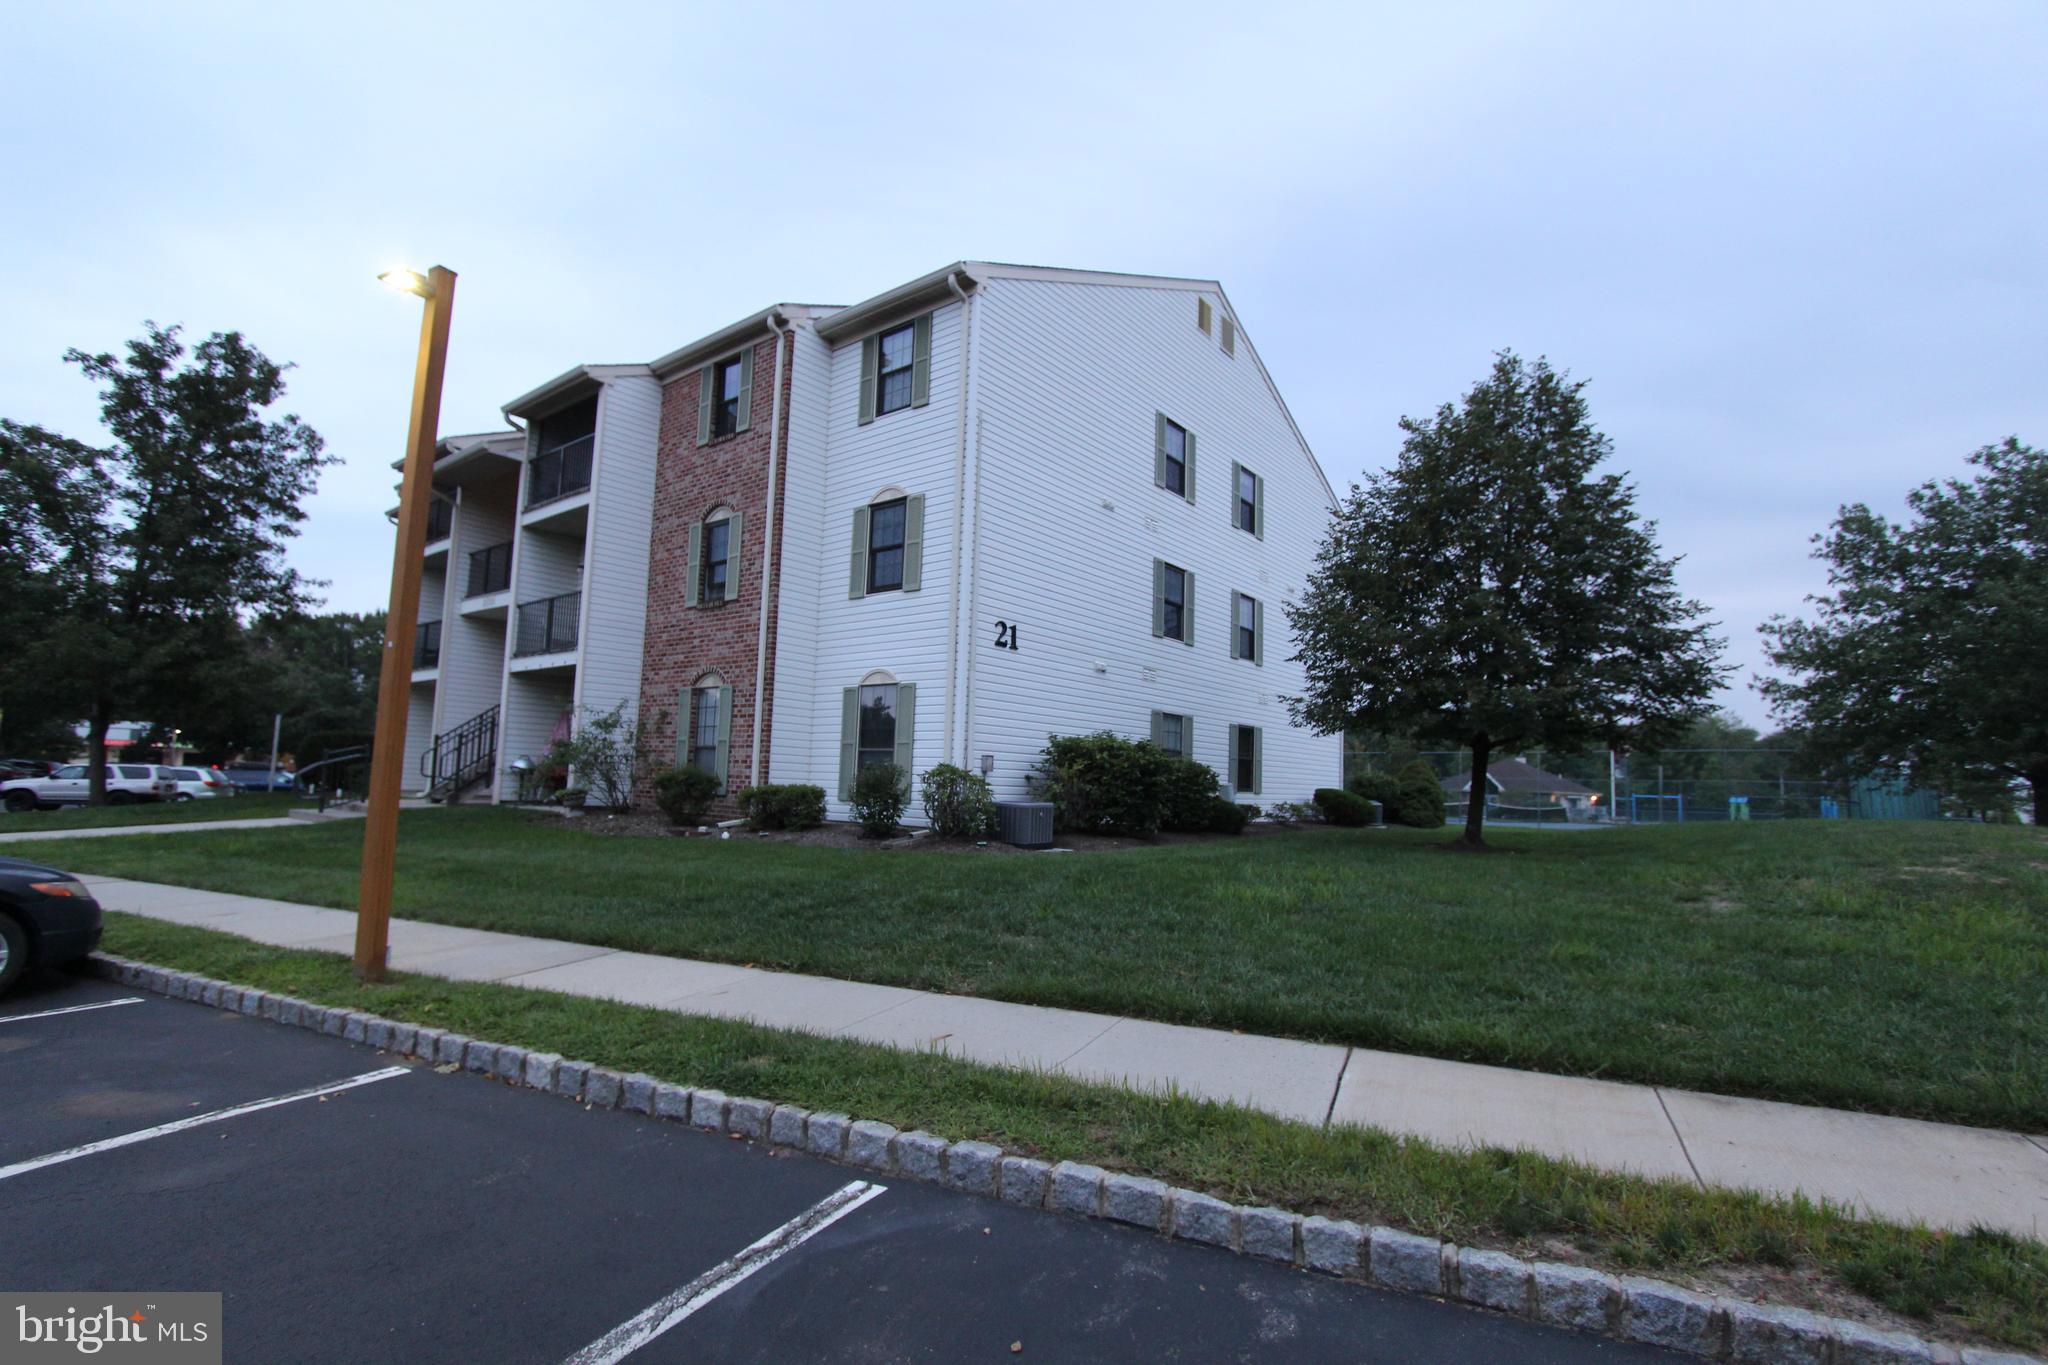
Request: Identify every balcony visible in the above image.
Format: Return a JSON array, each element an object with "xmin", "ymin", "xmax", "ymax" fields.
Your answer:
[
  {"xmin": 425, "ymin": 498, "xmax": 454, "ymax": 543},
  {"xmin": 414, "ymin": 619, "xmax": 442, "ymax": 670},
  {"xmin": 466, "ymin": 541, "xmax": 513, "ymax": 597},
  {"xmin": 526, "ymin": 435, "xmax": 593, "ymax": 510},
  {"xmin": 513, "ymin": 591, "xmax": 580, "ymax": 658}
]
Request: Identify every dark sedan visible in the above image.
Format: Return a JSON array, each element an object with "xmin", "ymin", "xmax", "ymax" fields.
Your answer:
[{"xmin": 0, "ymin": 856, "xmax": 103, "ymax": 995}]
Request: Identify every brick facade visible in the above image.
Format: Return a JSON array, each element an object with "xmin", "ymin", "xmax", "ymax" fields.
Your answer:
[{"xmin": 636, "ymin": 333, "xmax": 792, "ymax": 814}]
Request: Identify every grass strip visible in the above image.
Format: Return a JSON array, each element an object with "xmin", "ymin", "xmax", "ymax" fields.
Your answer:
[
  {"xmin": 0, "ymin": 791, "xmax": 312, "ymax": 833},
  {"xmin": 99, "ymin": 911, "xmax": 2048, "ymax": 1352}
]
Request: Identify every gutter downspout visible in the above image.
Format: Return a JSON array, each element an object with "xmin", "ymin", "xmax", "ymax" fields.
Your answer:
[
  {"xmin": 750, "ymin": 312, "xmax": 790, "ymax": 787},
  {"xmin": 942, "ymin": 271, "xmax": 975, "ymax": 764}
]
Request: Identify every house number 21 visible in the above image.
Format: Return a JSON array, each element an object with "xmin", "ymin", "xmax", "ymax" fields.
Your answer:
[{"xmin": 993, "ymin": 620, "xmax": 1021, "ymax": 652}]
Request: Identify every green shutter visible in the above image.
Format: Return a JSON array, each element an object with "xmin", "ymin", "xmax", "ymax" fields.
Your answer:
[
  {"xmin": 910, "ymin": 313, "xmax": 932, "ymax": 408},
  {"xmin": 1228, "ymin": 724, "xmax": 1239, "ymax": 792},
  {"xmin": 893, "ymin": 682, "xmax": 917, "ymax": 787},
  {"xmin": 735, "ymin": 347, "xmax": 754, "ymax": 434},
  {"xmin": 1197, "ymin": 298, "xmax": 1212, "ymax": 334},
  {"xmin": 685, "ymin": 522, "xmax": 703, "ymax": 607},
  {"xmin": 696, "ymin": 366, "xmax": 714, "ymax": 445},
  {"xmin": 1151, "ymin": 559, "xmax": 1165, "ymax": 637},
  {"xmin": 676, "ymin": 686, "xmax": 691, "ymax": 764},
  {"xmin": 1150, "ymin": 710, "xmax": 1166, "ymax": 747},
  {"xmin": 1153, "ymin": 412, "xmax": 1168, "ymax": 489},
  {"xmin": 1251, "ymin": 725, "xmax": 1263, "ymax": 795},
  {"xmin": 1183, "ymin": 428, "xmax": 1197, "ymax": 504},
  {"xmin": 848, "ymin": 505, "xmax": 870, "ymax": 599},
  {"xmin": 1255, "ymin": 471, "xmax": 1265, "ymax": 540},
  {"xmin": 1230, "ymin": 460, "xmax": 1242, "ymax": 530},
  {"xmin": 1183, "ymin": 713, "xmax": 1195, "ymax": 762},
  {"xmin": 858, "ymin": 335, "xmax": 878, "ymax": 425},
  {"xmin": 727, "ymin": 511, "xmax": 744, "ymax": 601},
  {"xmin": 1231, "ymin": 590, "xmax": 1242, "ymax": 658},
  {"xmin": 839, "ymin": 687, "xmax": 858, "ymax": 798},
  {"xmin": 1254, "ymin": 597, "xmax": 1265, "ymax": 667},
  {"xmin": 714, "ymin": 685, "xmax": 733, "ymax": 791},
  {"xmin": 1221, "ymin": 315, "xmax": 1236, "ymax": 356},
  {"xmin": 1183, "ymin": 569, "xmax": 1195, "ymax": 647},
  {"xmin": 902, "ymin": 493, "xmax": 924, "ymax": 592}
]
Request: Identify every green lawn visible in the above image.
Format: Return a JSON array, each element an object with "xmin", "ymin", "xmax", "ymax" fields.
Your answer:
[
  {"xmin": 21, "ymin": 812, "xmax": 2048, "ymax": 1129},
  {"xmin": 99, "ymin": 913, "xmax": 2048, "ymax": 1352},
  {"xmin": 0, "ymin": 791, "xmax": 312, "ymax": 833}
]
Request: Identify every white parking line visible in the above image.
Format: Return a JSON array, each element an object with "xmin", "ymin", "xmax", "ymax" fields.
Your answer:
[
  {"xmin": 563, "ymin": 1179, "xmax": 888, "ymax": 1364},
  {"xmin": 0, "ymin": 996, "xmax": 146, "ymax": 1025},
  {"xmin": 0, "ymin": 1066, "xmax": 411, "ymax": 1182}
]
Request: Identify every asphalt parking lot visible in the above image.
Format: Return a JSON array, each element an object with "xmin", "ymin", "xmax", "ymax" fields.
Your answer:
[{"xmin": 2, "ymin": 971, "xmax": 1682, "ymax": 1362}]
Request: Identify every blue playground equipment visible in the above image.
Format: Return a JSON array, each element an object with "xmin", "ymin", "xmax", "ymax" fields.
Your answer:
[{"xmin": 1628, "ymin": 793, "xmax": 1685, "ymax": 823}]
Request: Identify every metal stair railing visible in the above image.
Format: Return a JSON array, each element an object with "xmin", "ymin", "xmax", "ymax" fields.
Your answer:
[{"xmin": 420, "ymin": 705, "xmax": 499, "ymax": 801}]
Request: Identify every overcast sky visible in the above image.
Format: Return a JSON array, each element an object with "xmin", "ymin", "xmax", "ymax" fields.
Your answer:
[{"xmin": 4, "ymin": 2, "xmax": 2041, "ymax": 725}]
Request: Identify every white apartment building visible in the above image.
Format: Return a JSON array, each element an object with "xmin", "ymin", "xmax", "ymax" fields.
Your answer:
[{"xmin": 401, "ymin": 262, "xmax": 1342, "ymax": 822}]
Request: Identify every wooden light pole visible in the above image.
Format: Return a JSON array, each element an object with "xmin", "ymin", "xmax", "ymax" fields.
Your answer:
[{"xmin": 357, "ymin": 264, "xmax": 456, "ymax": 980}]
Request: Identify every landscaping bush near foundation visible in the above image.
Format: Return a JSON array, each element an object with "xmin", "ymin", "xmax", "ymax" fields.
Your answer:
[
  {"xmin": 652, "ymin": 765, "xmax": 720, "ymax": 826},
  {"xmin": 738, "ymin": 784, "xmax": 826, "ymax": 831},
  {"xmin": 920, "ymin": 764, "xmax": 996, "ymax": 838},
  {"xmin": 850, "ymin": 763, "xmax": 909, "ymax": 838},
  {"xmin": 1314, "ymin": 787, "xmax": 1375, "ymax": 826}
]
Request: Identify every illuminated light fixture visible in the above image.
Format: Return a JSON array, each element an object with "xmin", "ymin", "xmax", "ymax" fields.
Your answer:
[{"xmin": 378, "ymin": 266, "xmax": 435, "ymax": 299}]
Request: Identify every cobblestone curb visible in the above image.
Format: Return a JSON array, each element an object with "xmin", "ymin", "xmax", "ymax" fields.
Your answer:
[{"xmin": 88, "ymin": 953, "xmax": 2038, "ymax": 1365}]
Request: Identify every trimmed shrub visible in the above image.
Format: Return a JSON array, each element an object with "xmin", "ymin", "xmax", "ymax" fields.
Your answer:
[
  {"xmin": 738, "ymin": 783, "xmax": 826, "ymax": 831},
  {"xmin": 653, "ymin": 764, "xmax": 720, "ymax": 825},
  {"xmin": 1314, "ymin": 787, "xmax": 1374, "ymax": 826},
  {"xmin": 1210, "ymin": 799, "xmax": 1252, "ymax": 833},
  {"xmin": 921, "ymin": 763, "xmax": 996, "ymax": 838},
  {"xmin": 850, "ymin": 762, "xmax": 909, "ymax": 838},
  {"xmin": 1348, "ymin": 766, "xmax": 1444, "ymax": 828},
  {"xmin": 1038, "ymin": 731, "xmax": 1175, "ymax": 836},
  {"xmin": 1393, "ymin": 759, "xmax": 1449, "ymax": 828},
  {"xmin": 1158, "ymin": 758, "xmax": 1223, "ymax": 833}
]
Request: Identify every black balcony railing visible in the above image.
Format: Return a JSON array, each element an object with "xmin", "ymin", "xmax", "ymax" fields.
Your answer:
[
  {"xmin": 466, "ymin": 541, "xmax": 513, "ymax": 597},
  {"xmin": 425, "ymin": 498, "xmax": 454, "ymax": 542},
  {"xmin": 513, "ymin": 591, "xmax": 580, "ymax": 658},
  {"xmin": 526, "ymin": 435, "xmax": 594, "ymax": 509},
  {"xmin": 414, "ymin": 619, "xmax": 442, "ymax": 669}
]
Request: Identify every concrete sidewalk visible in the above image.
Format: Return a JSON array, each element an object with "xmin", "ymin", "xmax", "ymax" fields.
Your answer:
[
  {"xmin": 80, "ymin": 872, "xmax": 2048, "ymax": 1241},
  {"xmin": 0, "ymin": 817, "xmax": 306, "ymax": 844}
]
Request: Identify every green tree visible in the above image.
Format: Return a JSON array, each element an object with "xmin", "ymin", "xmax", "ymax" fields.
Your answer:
[
  {"xmin": 1759, "ymin": 437, "xmax": 2048, "ymax": 811},
  {"xmin": 1, "ymin": 324, "xmax": 332, "ymax": 800},
  {"xmin": 1287, "ymin": 351, "xmax": 1726, "ymax": 846}
]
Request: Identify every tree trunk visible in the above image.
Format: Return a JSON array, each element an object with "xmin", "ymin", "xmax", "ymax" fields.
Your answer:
[
  {"xmin": 86, "ymin": 702, "xmax": 111, "ymax": 806},
  {"xmin": 2031, "ymin": 765, "xmax": 2048, "ymax": 826},
  {"xmin": 1460, "ymin": 735, "xmax": 1491, "ymax": 847}
]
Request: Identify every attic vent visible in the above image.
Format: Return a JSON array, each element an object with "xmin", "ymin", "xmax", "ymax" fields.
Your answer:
[
  {"xmin": 1142, "ymin": 666, "xmax": 1159, "ymax": 686},
  {"xmin": 1220, "ymin": 315, "xmax": 1236, "ymax": 357},
  {"xmin": 1197, "ymin": 298, "xmax": 1213, "ymax": 335}
]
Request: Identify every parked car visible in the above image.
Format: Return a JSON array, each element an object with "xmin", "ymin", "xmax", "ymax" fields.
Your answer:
[
  {"xmin": 1, "ymin": 759, "xmax": 57, "ymax": 778},
  {"xmin": 0, "ymin": 855, "xmax": 103, "ymax": 995},
  {"xmin": 220, "ymin": 764, "xmax": 296, "ymax": 793},
  {"xmin": 0, "ymin": 763, "xmax": 175, "ymax": 812},
  {"xmin": 152, "ymin": 765, "xmax": 235, "ymax": 801}
]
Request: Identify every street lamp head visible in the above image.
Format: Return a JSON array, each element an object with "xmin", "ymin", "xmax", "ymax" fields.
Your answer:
[{"xmin": 378, "ymin": 266, "xmax": 435, "ymax": 300}]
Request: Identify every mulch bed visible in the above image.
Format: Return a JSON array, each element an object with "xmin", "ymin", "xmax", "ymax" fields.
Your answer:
[{"xmin": 552, "ymin": 807, "xmax": 1334, "ymax": 853}]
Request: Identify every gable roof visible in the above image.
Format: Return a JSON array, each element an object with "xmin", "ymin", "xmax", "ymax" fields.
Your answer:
[{"xmin": 1441, "ymin": 759, "xmax": 1597, "ymax": 797}]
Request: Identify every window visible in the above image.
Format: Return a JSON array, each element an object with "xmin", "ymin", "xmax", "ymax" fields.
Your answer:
[
  {"xmin": 702, "ymin": 517, "xmax": 730, "ymax": 603},
  {"xmin": 1233, "ymin": 724, "xmax": 1261, "ymax": 795},
  {"xmin": 876, "ymin": 323, "xmax": 915, "ymax": 416},
  {"xmin": 867, "ymin": 498, "xmax": 907, "ymax": 593},
  {"xmin": 1236, "ymin": 464, "xmax": 1260, "ymax": 535},
  {"xmin": 857, "ymin": 683, "xmax": 897, "ymax": 771},
  {"xmin": 54, "ymin": 765, "xmax": 85, "ymax": 780},
  {"xmin": 692, "ymin": 687, "xmax": 721, "ymax": 776},
  {"xmin": 711, "ymin": 356, "xmax": 743, "ymax": 438},
  {"xmin": 168, "ymin": 768, "xmax": 201, "ymax": 781},
  {"xmin": 1151, "ymin": 710, "xmax": 1192, "ymax": 758},
  {"xmin": 1236, "ymin": 592, "xmax": 1258, "ymax": 661},
  {"xmin": 1161, "ymin": 562, "xmax": 1188, "ymax": 642},
  {"xmin": 119, "ymin": 765, "xmax": 152, "ymax": 779},
  {"xmin": 859, "ymin": 315, "xmax": 931, "ymax": 424},
  {"xmin": 1197, "ymin": 298, "xmax": 1213, "ymax": 335},
  {"xmin": 1161, "ymin": 419, "xmax": 1187, "ymax": 496}
]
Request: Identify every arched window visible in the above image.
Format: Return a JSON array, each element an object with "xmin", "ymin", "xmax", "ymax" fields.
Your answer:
[
  {"xmin": 688, "ymin": 505, "xmax": 742, "ymax": 607},
  {"xmin": 839, "ymin": 669, "xmax": 916, "ymax": 798},
  {"xmin": 683, "ymin": 671, "xmax": 731, "ymax": 791}
]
